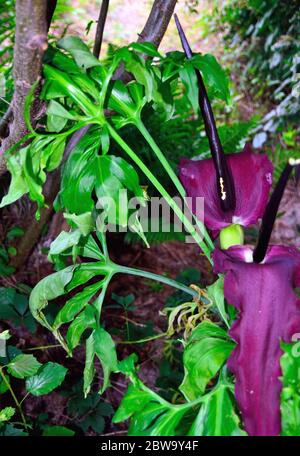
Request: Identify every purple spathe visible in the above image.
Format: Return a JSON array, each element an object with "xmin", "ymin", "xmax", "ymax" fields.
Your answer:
[
  {"xmin": 179, "ymin": 144, "xmax": 273, "ymax": 232},
  {"xmin": 213, "ymin": 245, "xmax": 300, "ymax": 436}
]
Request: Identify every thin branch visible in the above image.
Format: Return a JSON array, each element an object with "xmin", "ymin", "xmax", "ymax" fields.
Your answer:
[
  {"xmin": 0, "ymin": 0, "xmax": 57, "ymax": 176},
  {"xmin": 0, "ymin": 106, "xmax": 13, "ymax": 139},
  {"xmin": 93, "ymin": 0, "xmax": 110, "ymax": 58},
  {"xmin": 138, "ymin": 0, "xmax": 178, "ymax": 47},
  {"xmin": 114, "ymin": 0, "xmax": 177, "ymax": 81}
]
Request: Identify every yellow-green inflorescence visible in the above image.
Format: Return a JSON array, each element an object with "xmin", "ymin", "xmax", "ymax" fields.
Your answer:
[{"xmin": 219, "ymin": 224, "xmax": 244, "ymax": 250}]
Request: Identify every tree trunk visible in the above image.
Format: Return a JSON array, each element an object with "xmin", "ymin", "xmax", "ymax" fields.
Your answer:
[{"xmin": 0, "ymin": 0, "xmax": 50, "ymax": 175}]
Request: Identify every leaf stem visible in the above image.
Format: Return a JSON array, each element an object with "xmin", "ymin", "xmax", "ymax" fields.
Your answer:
[
  {"xmin": 136, "ymin": 119, "xmax": 214, "ymax": 250},
  {"xmin": 117, "ymin": 332, "xmax": 167, "ymax": 345},
  {"xmin": 25, "ymin": 344, "xmax": 62, "ymax": 352},
  {"xmin": 107, "ymin": 123, "xmax": 212, "ymax": 262},
  {"xmin": 112, "ymin": 263, "xmax": 198, "ymax": 298},
  {"xmin": 0, "ymin": 367, "xmax": 28, "ymax": 430},
  {"xmin": 136, "ymin": 119, "xmax": 186, "ymax": 198}
]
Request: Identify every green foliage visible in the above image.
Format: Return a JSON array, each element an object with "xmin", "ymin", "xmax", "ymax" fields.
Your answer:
[
  {"xmin": 0, "ymin": 287, "xmax": 36, "ymax": 332},
  {"xmin": 165, "ymin": 268, "xmax": 201, "ymax": 308},
  {"xmin": 280, "ymin": 341, "xmax": 300, "ymax": 436},
  {"xmin": 113, "ymin": 324, "xmax": 245, "ymax": 436},
  {"xmin": 180, "ymin": 321, "xmax": 235, "ymax": 400},
  {"xmin": 0, "ymin": 227, "xmax": 23, "ymax": 277},
  {"xmin": 155, "ymin": 344, "xmax": 184, "ymax": 402},
  {"xmin": 25, "ymin": 362, "xmax": 67, "ymax": 396},
  {"xmin": 7, "ymin": 354, "xmax": 41, "ymax": 379},
  {"xmin": 65, "ymin": 381, "xmax": 114, "ymax": 433},
  {"xmin": 210, "ymin": 0, "xmax": 300, "ymax": 166},
  {"xmin": 207, "ymin": 275, "xmax": 230, "ymax": 328},
  {"xmin": 1, "ymin": 35, "xmax": 232, "ymax": 217},
  {"xmin": 0, "ymin": 407, "xmax": 15, "ymax": 422},
  {"xmin": 0, "ymin": 341, "xmax": 68, "ymax": 436},
  {"xmin": 29, "ymin": 231, "xmax": 121, "ymax": 394},
  {"xmin": 0, "ymin": 29, "xmax": 254, "ymax": 437}
]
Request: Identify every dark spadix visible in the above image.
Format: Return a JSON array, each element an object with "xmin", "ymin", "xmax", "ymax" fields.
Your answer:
[
  {"xmin": 253, "ymin": 158, "xmax": 300, "ymax": 263},
  {"xmin": 174, "ymin": 14, "xmax": 236, "ymax": 213}
]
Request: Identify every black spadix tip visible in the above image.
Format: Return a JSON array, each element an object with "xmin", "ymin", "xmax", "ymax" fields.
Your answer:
[
  {"xmin": 174, "ymin": 14, "xmax": 236, "ymax": 213},
  {"xmin": 174, "ymin": 13, "xmax": 193, "ymax": 59},
  {"xmin": 253, "ymin": 159, "xmax": 299, "ymax": 264}
]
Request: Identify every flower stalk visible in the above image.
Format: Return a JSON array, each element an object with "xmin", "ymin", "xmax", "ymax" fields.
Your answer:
[{"xmin": 175, "ymin": 14, "xmax": 236, "ymax": 213}]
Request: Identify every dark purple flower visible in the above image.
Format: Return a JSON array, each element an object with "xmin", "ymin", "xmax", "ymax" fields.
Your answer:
[
  {"xmin": 179, "ymin": 144, "xmax": 273, "ymax": 232},
  {"xmin": 213, "ymin": 245, "xmax": 300, "ymax": 435},
  {"xmin": 175, "ymin": 15, "xmax": 273, "ymax": 232}
]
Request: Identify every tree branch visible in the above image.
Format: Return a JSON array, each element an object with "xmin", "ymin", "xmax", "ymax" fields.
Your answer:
[
  {"xmin": 138, "ymin": 0, "xmax": 178, "ymax": 47},
  {"xmin": 113, "ymin": 0, "xmax": 177, "ymax": 82},
  {"xmin": 93, "ymin": 0, "xmax": 110, "ymax": 58},
  {"xmin": 0, "ymin": 0, "xmax": 57, "ymax": 176}
]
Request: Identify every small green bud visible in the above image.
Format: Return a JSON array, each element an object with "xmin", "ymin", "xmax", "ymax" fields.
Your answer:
[{"xmin": 220, "ymin": 224, "xmax": 244, "ymax": 250}]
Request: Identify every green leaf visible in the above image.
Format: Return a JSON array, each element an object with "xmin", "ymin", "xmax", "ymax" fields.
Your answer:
[
  {"xmin": 58, "ymin": 128, "xmax": 100, "ymax": 214},
  {"xmin": 66, "ymin": 262, "xmax": 105, "ymax": 290},
  {"xmin": 83, "ymin": 333, "xmax": 96, "ymax": 397},
  {"xmin": 188, "ymin": 383, "xmax": 246, "ymax": 436},
  {"xmin": 23, "ymin": 144, "xmax": 45, "ymax": 211},
  {"xmin": 180, "ymin": 321, "xmax": 235, "ymax": 400},
  {"xmin": 48, "ymin": 230, "xmax": 81, "ymax": 259},
  {"xmin": 76, "ymin": 234, "xmax": 105, "ymax": 261},
  {"xmin": 93, "ymin": 327, "xmax": 119, "ymax": 393},
  {"xmin": 192, "ymin": 54, "xmax": 230, "ymax": 103},
  {"xmin": 113, "ymin": 383, "xmax": 152, "ymax": 423},
  {"xmin": 42, "ymin": 425, "xmax": 75, "ymax": 436},
  {"xmin": 118, "ymin": 353, "xmax": 138, "ymax": 376},
  {"xmin": 280, "ymin": 342, "xmax": 300, "ymax": 436},
  {"xmin": 113, "ymin": 383, "xmax": 187, "ymax": 436},
  {"xmin": 120, "ymin": 48, "xmax": 156, "ymax": 102},
  {"xmin": 45, "ymin": 137, "xmax": 68, "ymax": 170},
  {"xmin": 26, "ymin": 362, "xmax": 67, "ymax": 396},
  {"xmin": 66, "ymin": 305, "xmax": 96, "ymax": 350},
  {"xmin": 58, "ymin": 35, "xmax": 101, "ymax": 70},
  {"xmin": 54, "ymin": 281, "xmax": 102, "ymax": 329},
  {"xmin": 100, "ymin": 124, "xmax": 110, "ymax": 155},
  {"xmin": 43, "ymin": 65, "xmax": 98, "ymax": 116},
  {"xmin": 114, "ymin": 367, "xmax": 245, "ymax": 436},
  {"xmin": 207, "ymin": 276, "xmax": 229, "ymax": 328},
  {"xmin": 7, "ymin": 354, "xmax": 41, "ymax": 379},
  {"xmin": 95, "ymin": 155, "xmax": 143, "ymax": 227},
  {"xmin": 64, "ymin": 212, "xmax": 94, "ymax": 236},
  {"xmin": 0, "ymin": 407, "xmax": 15, "ymax": 422},
  {"xmin": 0, "ymin": 147, "xmax": 28, "ymax": 208},
  {"xmin": 0, "ymin": 289, "xmax": 36, "ymax": 333},
  {"xmin": 129, "ymin": 42, "xmax": 162, "ymax": 58},
  {"xmin": 0, "ymin": 329, "xmax": 11, "ymax": 341},
  {"xmin": 47, "ymin": 100, "xmax": 77, "ymax": 120},
  {"xmin": 0, "ymin": 377, "xmax": 9, "ymax": 394},
  {"xmin": 108, "ymin": 80, "xmax": 137, "ymax": 120},
  {"xmin": 47, "ymin": 114, "xmax": 67, "ymax": 132},
  {"xmin": 29, "ymin": 266, "xmax": 76, "ymax": 328},
  {"xmin": 179, "ymin": 62, "xmax": 199, "ymax": 113}
]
